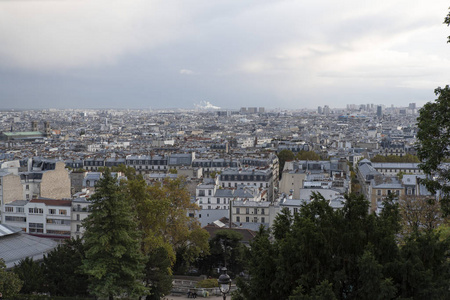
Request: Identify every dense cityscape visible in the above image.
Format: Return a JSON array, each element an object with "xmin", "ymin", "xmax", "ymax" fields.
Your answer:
[
  {"xmin": 2, "ymin": 101, "xmax": 449, "ymax": 299},
  {"xmin": 1, "ymin": 1, "xmax": 450, "ymax": 299}
]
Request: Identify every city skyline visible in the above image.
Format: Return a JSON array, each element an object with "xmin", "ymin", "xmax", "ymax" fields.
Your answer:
[{"xmin": 0, "ymin": 1, "xmax": 449, "ymax": 110}]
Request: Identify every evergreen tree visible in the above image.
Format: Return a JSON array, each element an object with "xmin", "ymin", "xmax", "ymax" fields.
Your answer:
[
  {"xmin": 81, "ymin": 169, "xmax": 146, "ymax": 299},
  {"xmin": 272, "ymin": 207, "xmax": 293, "ymax": 240},
  {"xmin": 144, "ymin": 247, "xmax": 173, "ymax": 300},
  {"xmin": 13, "ymin": 257, "xmax": 44, "ymax": 294},
  {"xmin": 237, "ymin": 226, "xmax": 278, "ymax": 300},
  {"xmin": 42, "ymin": 238, "xmax": 89, "ymax": 296}
]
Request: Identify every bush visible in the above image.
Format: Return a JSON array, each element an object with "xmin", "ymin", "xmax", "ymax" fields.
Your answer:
[{"xmin": 196, "ymin": 278, "xmax": 219, "ymax": 288}]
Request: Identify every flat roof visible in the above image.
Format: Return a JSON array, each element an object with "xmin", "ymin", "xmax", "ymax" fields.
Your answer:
[{"xmin": 2, "ymin": 131, "xmax": 44, "ymax": 136}]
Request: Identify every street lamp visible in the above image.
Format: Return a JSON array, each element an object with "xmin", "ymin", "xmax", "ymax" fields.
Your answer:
[{"xmin": 218, "ymin": 267, "xmax": 231, "ymax": 300}]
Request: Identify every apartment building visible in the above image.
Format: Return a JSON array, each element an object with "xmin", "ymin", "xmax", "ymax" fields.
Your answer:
[
  {"xmin": 195, "ymin": 179, "xmax": 262, "ymax": 210},
  {"xmin": 231, "ymin": 200, "xmax": 271, "ymax": 226},
  {"xmin": 219, "ymin": 168, "xmax": 274, "ymax": 201},
  {"xmin": 3, "ymin": 198, "xmax": 72, "ymax": 239},
  {"xmin": 0, "ymin": 160, "xmax": 70, "ymax": 207},
  {"xmin": 126, "ymin": 155, "xmax": 168, "ymax": 173},
  {"xmin": 71, "ymin": 197, "xmax": 91, "ymax": 239}
]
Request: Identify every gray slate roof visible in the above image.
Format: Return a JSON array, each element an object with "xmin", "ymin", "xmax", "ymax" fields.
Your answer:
[{"xmin": 0, "ymin": 225, "xmax": 58, "ymax": 268}]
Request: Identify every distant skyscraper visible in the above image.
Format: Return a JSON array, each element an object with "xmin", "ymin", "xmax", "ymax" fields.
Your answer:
[
  {"xmin": 377, "ymin": 106, "xmax": 382, "ymax": 117},
  {"xmin": 258, "ymin": 107, "xmax": 265, "ymax": 113},
  {"xmin": 409, "ymin": 103, "xmax": 416, "ymax": 110},
  {"xmin": 248, "ymin": 107, "xmax": 257, "ymax": 114},
  {"xmin": 318, "ymin": 106, "xmax": 323, "ymax": 114},
  {"xmin": 323, "ymin": 105, "xmax": 330, "ymax": 116}
]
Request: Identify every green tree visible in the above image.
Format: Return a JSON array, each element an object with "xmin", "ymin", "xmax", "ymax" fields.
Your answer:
[
  {"xmin": 416, "ymin": 85, "xmax": 450, "ymax": 216},
  {"xmin": 123, "ymin": 174, "xmax": 209, "ymax": 279},
  {"xmin": 356, "ymin": 251, "xmax": 396, "ymax": 300},
  {"xmin": 236, "ymin": 193, "xmax": 404, "ymax": 299},
  {"xmin": 208, "ymin": 230, "xmax": 246, "ymax": 276},
  {"xmin": 272, "ymin": 207, "xmax": 293, "ymax": 240},
  {"xmin": 395, "ymin": 231, "xmax": 450, "ymax": 299},
  {"xmin": 295, "ymin": 150, "xmax": 320, "ymax": 161},
  {"xmin": 81, "ymin": 169, "xmax": 146, "ymax": 300},
  {"xmin": 290, "ymin": 280, "xmax": 337, "ymax": 300},
  {"xmin": 144, "ymin": 247, "xmax": 173, "ymax": 300},
  {"xmin": 237, "ymin": 226, "xmax": 278, "ymax": 300},
  {"xmin": 13, "ymin": 257, "xmax": 44, "ymax": 294},
  {"xmin": 0, "ymin": 259, "xmax": 23, "ymax": 298},
  {"xmin": 277, "ymin": 149, "xmax": 295, "ymax": 179},
  {"xmin": 42, "ymin": 238, "xmax": 89, "ymax": 296}
]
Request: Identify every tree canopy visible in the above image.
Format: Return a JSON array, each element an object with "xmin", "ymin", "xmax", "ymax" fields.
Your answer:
[
  {"xmin": 277, "ymin": 149, "xmax": 295, "ymax": 177},
  {"xmin": 416, "ymin": 85, "xmax": 450, "ymax": 216},
  {"xmin": 0, "ymin": 259, "xmax": 23, "ymax": 298},
  {"xmin": 236, "ymin": 193, "xmax": 450, "ymax": 299},
  {"xmin": 81, "ymin": 168, "xmax": 146, "ymax": 299}
]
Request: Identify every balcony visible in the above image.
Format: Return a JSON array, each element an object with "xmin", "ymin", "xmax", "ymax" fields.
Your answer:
[{"xmin": 72, "ymin": 206, "xmax": 89, "ymax": 212}]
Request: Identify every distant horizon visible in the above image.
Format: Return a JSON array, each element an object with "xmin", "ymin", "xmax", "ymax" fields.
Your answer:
[{"xmin": 0, "ymin": 104, "xmax": 422, "ymax": 112}]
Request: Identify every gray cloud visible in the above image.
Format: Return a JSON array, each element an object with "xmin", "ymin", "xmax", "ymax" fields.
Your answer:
[{"xmin": 0, "ymin": 0, "xmax": 449, "ymax": 109}]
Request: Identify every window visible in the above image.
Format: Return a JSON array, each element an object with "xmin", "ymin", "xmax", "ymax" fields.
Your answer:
[
  {"xmin": 217, "ymin": 198, "xmax": 220, "ymax": 204},
  {"xmin": 26, "ymin": 184, "xmax": 29, "ymax": 190},
  {"xmin": 26, "ymin": 194, "xmax": 30, "ymax": 200},
  {"xmin": 59, "ymin": 209, "xmax": 67, "ymax": 215},
  {"xmin": 77, "ymin": 214, "xmax": 80, "ymax": 221},
  {"xmin": 294, "ymin": 208, "xmax": 298, "ymax": 214},
  {"xmin": 5, "ymin": 216, "xmax": 26, "ymax": 222},
  {"xmin": 76, "ymin": 224, "xmax": 82, "ymax": 232},
  {"xmin": 254, "ymin": 208, "xmax": 258, "ymax": 214},
  {"xmin": 16, "ymin": 207, "xmax": 24, "ymax": 213},
  {"xmin": 246, "ymin": 208, "xmax": 249, "ymax": 214},
  {"xmin": 377, "ymin": 190, "xmax": 381, "ymax": 196},
  {"xmin": 236, "ymin": 208, "xmax": 240, "ymax": 214},
  {"xmin": 246, "ymin": 217, "xmax": 249, "ymax": 222},
  {"xmin": 46, "ymin": 219, "xmax": 70, "ymax": 225},
  {"xmin": 208, "ymin": 190, "xmax": 212, "ymax": 196},
  {"xmin": 49, "ymin": 209, "xmax": 56, "ymax": 215},
  {"xmin": 261, "ymin": 217, "xmax": 265, "ymax": 223},
  {"xmin": 29, "ymin": 223, "xmax": 44, "ymax": 233},
  {"xmin": 5, "ymin": 207, "xmax": 13, "ymax": 213},
  {"xmin": 261, "ymin": 208, "xmax": 265, "ymax": 215},
  {"xmin": 29, "ymin": 208, "xmax": 43, "ymax": 214},
  {"xmin": 236, "ymin": 216, "xmax": 240, "ymax": 222}
]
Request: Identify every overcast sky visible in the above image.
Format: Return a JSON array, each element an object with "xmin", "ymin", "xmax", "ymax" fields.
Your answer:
[{"xmin": 0, "ymin": 0, "xmax": 449, "ymax": 110}]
